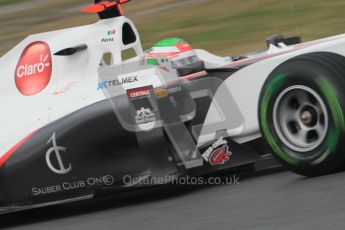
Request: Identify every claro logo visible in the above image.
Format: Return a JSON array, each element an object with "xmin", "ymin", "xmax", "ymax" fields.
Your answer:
[{"xmin": 15, "ymin": 41, "xmax": 52, "ymax": 96}]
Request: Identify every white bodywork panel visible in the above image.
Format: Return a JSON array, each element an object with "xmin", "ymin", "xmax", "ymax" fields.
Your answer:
[
  {"xmin": 226, "ymin": 34, "xmax": 345, "ymax": 143},
  {"xmin": 194, "ymin": 49, "xmax": 232, "ymax": 68},
  {"xmin": 0, "ymin": 16, "xmax": 143, "ymax": 157},
  {"xmin": 2, "ymin": 13, "xmax": 345, "ymax": 158}
]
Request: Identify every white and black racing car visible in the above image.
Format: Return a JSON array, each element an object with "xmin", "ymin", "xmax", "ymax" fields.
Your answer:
[{"xmin": 1, "ymin": 0, "xmax": 345, "ymax": 214}]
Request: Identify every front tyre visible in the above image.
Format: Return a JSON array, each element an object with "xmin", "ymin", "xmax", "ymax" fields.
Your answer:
[{"xmin": 259, "ymin": 52, "xmax": 345, "ymax": 177}]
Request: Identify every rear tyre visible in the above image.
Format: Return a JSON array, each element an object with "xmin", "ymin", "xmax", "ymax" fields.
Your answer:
[{"xmin": 259, "ymin": 52, "xmax": 345, "ymax": 177}]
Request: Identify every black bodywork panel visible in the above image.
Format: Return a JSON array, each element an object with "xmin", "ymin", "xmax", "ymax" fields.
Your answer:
[{"xmin": 0, "ymin": 70, "xmax": 264, "ymax": 212}]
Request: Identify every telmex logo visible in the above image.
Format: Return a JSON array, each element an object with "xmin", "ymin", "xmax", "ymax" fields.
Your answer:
[{"xmin": 15, "ymin": 41, "xmax": 52, "ymax": 96}]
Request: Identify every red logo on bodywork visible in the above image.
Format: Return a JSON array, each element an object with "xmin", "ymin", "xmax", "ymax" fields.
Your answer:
[
  {"xmin": 127, "ymin": 87, "xmax": 150, "ymax": 99},
  {"xmin": 209, "ymin": 145, "xmax": 231, "ymax": 166},
  {"xmin": 15, "ymin": 41, "xmax": 52, "ymax": 96},
  {"xmin": 202, "ymin": 137, "xmax": 232, "ymax": 166}
]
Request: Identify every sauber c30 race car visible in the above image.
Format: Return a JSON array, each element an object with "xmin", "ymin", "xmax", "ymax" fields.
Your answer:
[{"xmin": 1, "ymin": 0, "xmax": 345, "ymax": 214}]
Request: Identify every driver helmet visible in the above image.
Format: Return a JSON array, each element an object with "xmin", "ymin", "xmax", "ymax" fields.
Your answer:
[{"xmin": 145, "ymin": 38, "xmax": 204, "ymax": 76}]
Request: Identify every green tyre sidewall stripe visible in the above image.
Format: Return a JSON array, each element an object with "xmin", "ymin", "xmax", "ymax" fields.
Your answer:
[
  {"xmin": 260, "ymin": 73, "xmax": 299, "ymax": 165},
  {"xmin": 316, "ymin": 77, "xmax": 345, "ymax": 153}
]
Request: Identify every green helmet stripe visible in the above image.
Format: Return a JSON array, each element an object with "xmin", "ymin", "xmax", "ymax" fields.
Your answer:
[
  {"xmin": 154, "ymin": 38, "xmax": 186, "ymax": 47},
  {"xmin": 147, "ymin": 58, "xmax": 159, "ymax": 65}
]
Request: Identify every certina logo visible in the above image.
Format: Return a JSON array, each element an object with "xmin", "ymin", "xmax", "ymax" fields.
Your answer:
[
  {"xmin": 46, "ymin": 132, "xmax": 72, "ymax": 175},
  {"xmin": 127, "ymin": 87, "xmax": 150, "ymax": 99},
  {"xmin": 202, "ymin": 137, "xmax": 232, "ymax": 166},
  {"xmin": 97, "ymin": 76, "xmax": 139, "ymax": 90},
  {"xmin": 15, "ymin": 41, "xmax": 52, "ymax": 96}
]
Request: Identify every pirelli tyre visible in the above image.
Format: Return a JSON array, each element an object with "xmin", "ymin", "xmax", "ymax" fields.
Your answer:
[{"xmin": 259, "ymin": 52, "xmax": 345, "ymax": 177}]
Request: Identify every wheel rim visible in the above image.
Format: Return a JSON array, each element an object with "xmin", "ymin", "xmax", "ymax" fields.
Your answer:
[{"xmin": 273, "ymin": 85, "xmax": 329, "ymax": 153}]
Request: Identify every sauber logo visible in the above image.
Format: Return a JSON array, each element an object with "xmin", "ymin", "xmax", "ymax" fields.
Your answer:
[
  {"xmin": 46, "ymin": 132, "xmax": 72, "ymax": 175},
  {"xmin": 15, "ymin": 41, "xmax": 52, "ymax": 96},
  {"xmin": 202, "ymin": 137, "xmax": 232, "ymax": 166}
]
